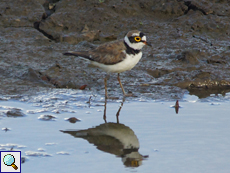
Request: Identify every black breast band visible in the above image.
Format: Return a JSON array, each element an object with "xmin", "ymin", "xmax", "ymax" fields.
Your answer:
[{"xmin": 124, "ymin": 41, "xmax": 141, "ymax": 55}]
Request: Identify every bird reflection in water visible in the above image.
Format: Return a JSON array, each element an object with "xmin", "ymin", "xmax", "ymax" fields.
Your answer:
[{"xmin": 61, "ymin": 98, "xmax": 148, "ymax": 167}]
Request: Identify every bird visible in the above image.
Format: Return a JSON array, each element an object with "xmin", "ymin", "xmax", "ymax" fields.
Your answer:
[
  {"xmin": 63, "ymin": 30, "xmax": 151, "ymax": 99},
  {"xmin": 61, "ymin": 122, "xmax": 147, "ymax": 167}
]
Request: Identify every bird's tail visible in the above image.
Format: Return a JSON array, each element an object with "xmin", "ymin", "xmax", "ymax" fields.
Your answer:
[
  {"xmin": 63, "ymin": 51, "xmax": 94, "ymax": 61},
  {"xmin": 63, "ymin": 52, "xmax": 78, "ymax": 56}
]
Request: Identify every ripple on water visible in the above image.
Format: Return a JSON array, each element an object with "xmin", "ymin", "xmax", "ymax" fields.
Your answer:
[
  {"xmin": 0, "ymin": 143, "xmax": 27, "ymax": 150},
  {"xmin": 56, "ymin": 151, "xmax": 70, "ymax": 155},
  {"xmin": 38, "ymin": 114, "xmax": 57, "ymax": 121},
  {"xmin": 25, "ymin": 151, "xmax": 52, "ymax": 157}
]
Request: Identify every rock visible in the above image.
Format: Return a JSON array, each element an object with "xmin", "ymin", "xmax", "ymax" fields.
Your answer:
[
  {"xmin": 38, "ymin": 114, "xmax": 57, "ymax": 121},
  {"xmin": 6, "ymin": 108, "xmax": 25, "ymax": 117},
  {"xmin": 147, "ymin": 68, "xmax": 171, "ymax": 78},
  {"xmin": 176, "ymin": 51, "xmax": 199, "ymax": 65},
  {"xmin": 0, "ymin": 0, "xmax": 45, "ymax": 27},
  {"xmin": 152, "ymin": 1, "xmax": 187, "ymax": 16},
  {"xmin": 65, "ymin": 117, "xmax": 80, "ymax": 123}
]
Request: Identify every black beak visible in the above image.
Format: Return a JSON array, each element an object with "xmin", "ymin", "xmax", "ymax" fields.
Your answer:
[{"xmin": 143, "ymin": 41, "xmax": 152, "ymax": 47}]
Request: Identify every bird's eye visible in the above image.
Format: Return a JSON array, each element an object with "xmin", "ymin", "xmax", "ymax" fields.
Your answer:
[{"xmin": 134, "ymin": 36, "xmax": 141, "ymax": 42}]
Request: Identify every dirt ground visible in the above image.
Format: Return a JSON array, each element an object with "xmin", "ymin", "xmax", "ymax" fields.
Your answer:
[{"xmin": 1, "ymin": 0, "xmax": 230, "ymax": 99}]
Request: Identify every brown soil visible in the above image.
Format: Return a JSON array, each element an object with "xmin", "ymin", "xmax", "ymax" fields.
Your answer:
[{"xmin": 1, "ymin": 0, "xmax": 230, "ymax": 99}]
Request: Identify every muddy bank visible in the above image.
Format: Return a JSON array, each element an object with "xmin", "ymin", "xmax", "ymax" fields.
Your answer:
[{"xmin": 1, "ymin": 0, "xmax": 230, "ymax": 99}]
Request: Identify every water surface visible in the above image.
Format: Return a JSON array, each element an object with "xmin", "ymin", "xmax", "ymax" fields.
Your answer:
[{"xmin": 1, "ymin": 90, "xmax": 230, "ymax": 173}]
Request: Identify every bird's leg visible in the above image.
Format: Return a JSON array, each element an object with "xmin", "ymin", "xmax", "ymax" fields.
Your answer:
[
  {"xmin": 103, "ymin": 97, "xmax": 107, "ymax": 123},
  {"xmin": 117, "ymin": 73, "xmax": 134, "ymax": 97},
  {"xmin": 104, "ymin": 74, "xmax": 119, "ymax": 100},
  {"xmin": 116, "ymin": 97, "xmax": 125, "ymax": 123},
  {"xmin": 117, "ymin": 73, "xmax": 126, "ymax": 95},
  {"xmin": 104, "ymin": 76, "xmax": 108, "ymax": 99}
]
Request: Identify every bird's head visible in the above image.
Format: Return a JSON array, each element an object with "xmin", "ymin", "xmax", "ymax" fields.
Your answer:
[{"xmin": 124, "ymin": 30, "xmax": 151, "ymax": 50}]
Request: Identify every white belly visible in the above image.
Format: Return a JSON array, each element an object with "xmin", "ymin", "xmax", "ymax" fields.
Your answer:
[{"xmin": 91, "ymin": 52, "xmax": 142, "ymax": 73}]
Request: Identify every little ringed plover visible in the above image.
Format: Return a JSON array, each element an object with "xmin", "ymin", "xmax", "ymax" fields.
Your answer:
[{"xmin": 63, "ymin": 30, "xmax": 151, "ymax": 99}]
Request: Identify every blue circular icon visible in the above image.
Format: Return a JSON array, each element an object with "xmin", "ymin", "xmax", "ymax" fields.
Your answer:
[{"xmin": 3, "ymin": 154, "xmax": 15, "ymax": 166}]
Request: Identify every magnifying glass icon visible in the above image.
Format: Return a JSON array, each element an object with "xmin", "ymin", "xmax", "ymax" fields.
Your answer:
[{"xmin": 3, "ymin": 154, "xmax": 18, "ymax": 170}]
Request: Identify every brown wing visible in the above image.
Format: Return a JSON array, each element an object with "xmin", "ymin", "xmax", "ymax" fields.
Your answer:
[
  {"xmin": 89, "ymin": 40, "xmax": 126, "ymax": 65},
  {"xmin": 63, "ymin": 40, "xmax": 127, "ymax": 65}
]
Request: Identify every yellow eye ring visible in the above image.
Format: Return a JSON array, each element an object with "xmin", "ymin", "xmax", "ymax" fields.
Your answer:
[{"xmin": 134, "ymin": 36, "xmax": 141, "ymax": 42}]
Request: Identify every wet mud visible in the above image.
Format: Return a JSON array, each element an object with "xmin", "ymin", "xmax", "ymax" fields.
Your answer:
[{"xmin": 1, "ymin": 0, "xmax": 230, "ymax": 99}]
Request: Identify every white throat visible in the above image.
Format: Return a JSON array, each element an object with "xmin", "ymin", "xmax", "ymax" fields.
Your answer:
[{"xmin": 124, "ymin": 36, "xmax": 145, "ymax": 50}]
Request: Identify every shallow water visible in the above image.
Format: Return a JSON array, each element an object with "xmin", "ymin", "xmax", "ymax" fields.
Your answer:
[{"xmin": 1, "ymin": 90, "xmax": 230, "ymax": 173}]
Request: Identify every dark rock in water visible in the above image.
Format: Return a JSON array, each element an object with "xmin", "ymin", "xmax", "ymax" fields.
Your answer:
[
  {"xmin": 6, "ymin": 108, "xmax": 25, "ymax": 117},
  {"xmin": 2, "ymin": 127, "xmax": 11, "ymax": 132},
  {"xmin": 21, "ymin": 157, "xmax": 26, "ymax": 164},
  {"xmin": 65, "ymin": 117, "xmax": 80, "ymax": 123},
  {"xmin": 38, "ymin": 115, "xmax": 57, "ymax": 121}
]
